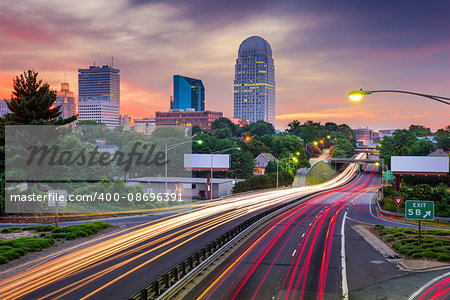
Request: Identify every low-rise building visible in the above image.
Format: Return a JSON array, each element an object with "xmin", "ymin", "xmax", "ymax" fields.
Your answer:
[
  {"xmin": 254, "ymin": 152, "xmax": 278, "ymax": 175},
  {"xmin": 134, "ymin": 117, "xmax": 156, "ymax": 136},
  {"xmin": 155, "ymin": 110, "xmax": 223, "ymax": 130},
  {"xmin": 127, "ymin": 177, "xmax": 239, "ymax": 200}
]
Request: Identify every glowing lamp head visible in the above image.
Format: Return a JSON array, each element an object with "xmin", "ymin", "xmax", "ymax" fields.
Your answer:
[
  {"xmin": 245, "ymin": 136, "xmax": 251, "ymax": 142},
  {"xmin": 313, "ymin": 141, "xmax": 318, "ymax": 146},
  {"xmin": 196, "ymin": 140, "xmax": 203, "ymax": 144},
  {"xmin": 348, "ymin": 89, "xmax": 371, "ymax": 102},
  {"xmin": 320, "ymin": 140, "xmax": 324, "ymax": 144},
  {"xmin": 375, "ymin": 162, "xmax": 380, "ymax": 166},
  {"xmin": 327, "ymin": 135, "xmax": 331, "ymax": 139},
  {"xmin": 296, "ymin": 152, "xmax": 300, "ymax": 155}
]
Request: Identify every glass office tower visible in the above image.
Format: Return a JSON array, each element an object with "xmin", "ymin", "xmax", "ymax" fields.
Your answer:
[
  {"xmin": 172, "ymin": 75, "xmax": 205, "ymax": 111},
  {"xmin": 233, "ymin": 36, "xmax": 275, "ymax": 124}
]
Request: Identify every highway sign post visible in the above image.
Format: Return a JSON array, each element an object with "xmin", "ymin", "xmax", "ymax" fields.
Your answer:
[
  {"xmin": 393, "ymin": 197, "xmax": 403, "ymax": 214},
  {"xmin": 384, "ymin": 170, "xmax": 394, "ymax": 181},
  {"xmin": 48, "ymin": 190, "xmax": 67, "ymax": 227},
  {"xmin": 405, "ymin": 200, "xmax": 434, "ymax": 247}
]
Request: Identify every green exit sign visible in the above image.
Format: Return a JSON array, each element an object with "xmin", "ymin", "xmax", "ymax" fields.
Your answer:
[{"xmin": 405, "ymin": 200, "xmax": 434, "ymax": 220}]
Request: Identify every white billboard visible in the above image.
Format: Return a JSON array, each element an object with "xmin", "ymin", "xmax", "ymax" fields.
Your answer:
[
  {"xmin": 184, "ymin": 154, "xmax": 230, "ymax": 169},
  {"xmin": 391, "ymin": 156, "xmax": 449, "ymax": 173}
]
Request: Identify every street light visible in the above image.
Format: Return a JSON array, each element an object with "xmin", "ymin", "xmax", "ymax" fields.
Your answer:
[
  {"xmin": 348, "ymin": 89, "xmax": 450, "ymax": 105},
  {"xmin": 209, "ymin": 147, "xmax": 241, "ymax": 201}
]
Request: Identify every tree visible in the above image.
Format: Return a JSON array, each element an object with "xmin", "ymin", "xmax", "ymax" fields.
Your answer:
[
  {"xmin": 151, "ymin": 126, "xmax": 185, "ymax": 138},
  {"xmin": 2, "ymin": 70, "xmax": 76, "ymax": 125},
  {"xmin": 409, "ymin": 125, "xmax": 432, "ymax": 137},
  {"xmin": 243, "ymin": 120, "xmax": 275, "ymax": 137},
  {"xmin": 243, "ymin": 138, "xmax": 270, "ymax": 157},
  {"xmin": 331, "ymin": 138, "xmax": 355, "ymax": 158},
  {"xmin": 211, "ymin": 117, "xmax": 237, "ymax": 136},
  {"xmin": 435, "ymin": 126, "xmax": 450, "ymax": 151},
  {"xmin": 213, "ymin": 127, "xmax": 233, "ymax": 139}
]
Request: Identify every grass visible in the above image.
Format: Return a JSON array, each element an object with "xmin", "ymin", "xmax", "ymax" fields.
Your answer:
[
  {"xmin": 380, "ymin": 215, "xmax": 450, "ymax": 229},
  {"xmin": 374, "ymin": 225, "xmax": 450, "ymax": 262},
  {"xmin": 306, "ymin": 162, "xmax": 335, "ymax": 185},
  {"xmin": 0, "ymin": 221, "xmax": 111, "ymax": 264}
]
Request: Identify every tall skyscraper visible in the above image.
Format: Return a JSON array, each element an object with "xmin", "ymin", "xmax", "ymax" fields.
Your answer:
[
  {"xmin": 78, "ymin": 65, "xmax": 120, "ymax": 103},
  {"xmin": 54, "ymin": 82, "xmax": 76, "ymax": 119},
  {"xmin": 172, "ymin": 75, "xmax": 205, "ymax": 111},
  {"xmin": 233, "ymin": 36, "xmax": 275, "ymax": 124},
  {"xmin": 78, "ymin": 64, "xmax": 120, "ymax": 127}
]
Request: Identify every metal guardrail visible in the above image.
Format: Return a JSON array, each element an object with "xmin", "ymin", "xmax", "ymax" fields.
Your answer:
[{"xmin": 128, "ymin": 189, "xmax": 324, "ymax": 300}]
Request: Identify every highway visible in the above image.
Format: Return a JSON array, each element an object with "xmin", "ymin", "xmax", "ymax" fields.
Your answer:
[
  {"xmin": 184, "ymin": 163, "xmax": 450, "ymax": 300},
  {"xmin": 0, "ymin": 156, "xmax": 363, "ymax": 299}
]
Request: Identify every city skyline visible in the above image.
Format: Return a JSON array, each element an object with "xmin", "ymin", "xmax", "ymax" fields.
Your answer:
[{"xmin": 0, "ymin": 0, "xmax": 449, "ymax": 130}]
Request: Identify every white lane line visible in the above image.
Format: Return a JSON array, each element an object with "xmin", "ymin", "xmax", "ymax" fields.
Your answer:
[
  {"xmin": 292, "ymin": 249, "xmax": 297, "ymax": 257},
  {"xmin": 407, "ymin": 271, "xmax": 450, "ymax": 300},
  {"xmin": 308, "ymin": 223, "xmax": 312, "ymax": 227},
  {"xmin": 341, "ymin": 212, "xmax": 349, "ymax": 300},
  {"xmin": 301, "ymin": 233, "xmax": 305, "ymax": 238}
]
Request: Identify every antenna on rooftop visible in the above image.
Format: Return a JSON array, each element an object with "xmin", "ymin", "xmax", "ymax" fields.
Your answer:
[{"xmin": 111, "ymin": 56, "xmax": 114, "ymax": 67}]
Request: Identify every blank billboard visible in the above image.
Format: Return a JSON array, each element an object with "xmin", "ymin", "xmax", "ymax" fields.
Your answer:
[
  {"xmin": 391, "ymin": 156, "xmax": 449, "ymax": 173},
  {"xmin": 184, "ymin": 154, "xmax": 230, "ymax": 169}
]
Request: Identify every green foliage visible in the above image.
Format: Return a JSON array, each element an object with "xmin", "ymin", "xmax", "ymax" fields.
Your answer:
[
  {"xmin": 233, "ymin": 172, "xmax": 294, "ymax": 193},
  {"xmin": 375, "ymin": 226, "xmax": 450, "ymax": 261},
  {"xmin": 0, "ymin": 222, "xmax": 110, "ymax": 264},
  {"xmin": 242, "ymin": 120, "xmax": 275, "ymax": 137},
  {"xmin": 211, "ymin": 117, "xmax": 237, "ymax": 136},
  {"xmin": 379, "ymin": 128, "xmax": 435, "ymax": 168},
  {"xmin": 434, "ymin": 126, "xmax": 450, "ymax": 151},
  {"xmin": 380, "ymin": 183, "xmax": 450, "ymax": 217},
  {"xmin": 306, "ymin": 162, "xmax": 335, "ymax": 185},
  {"xmin": 330, "ymin": 138, "xmax": 355, "ymax": 158},
  {"xmin": 408, "ymin": 125, "xmax": 432, "ymax": 137}
]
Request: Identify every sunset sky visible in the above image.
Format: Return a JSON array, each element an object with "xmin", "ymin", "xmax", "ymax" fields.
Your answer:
[{"xmin": 0, "ymin": 0, "xmax": 449, "ymax": 130}]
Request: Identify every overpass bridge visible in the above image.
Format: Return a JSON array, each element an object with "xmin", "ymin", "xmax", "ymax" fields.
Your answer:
[{"xmin": 327, "ymin": 157, "xmax": 380, "ymax": 164}]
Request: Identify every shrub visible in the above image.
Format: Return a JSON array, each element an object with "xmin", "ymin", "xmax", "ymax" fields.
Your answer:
[
  {"xmin": 0, "ymin": 228, "xmax": 13, "ymax": 233},
  {"xmin": 437, "ymin": 254, "xmax": 450, "ymax": 261},
  {"xmin": 385, "ymin": 235, "xmax": 395, "ymax": 242}
]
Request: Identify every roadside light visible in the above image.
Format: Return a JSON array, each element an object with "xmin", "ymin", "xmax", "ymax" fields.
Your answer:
[
  {"xmin": 292, "ymin": 157, "xmax": 298, "ymax": 162},
  {"xmin": 296, "ymin": 152, "xmax": 300, "ymax": 155},
  {"xmin": 375, "ymin": 162, "xmax": 380, "ymax": 166},
  {"xmin": 313, "ymin": 141, "xmax": 318, "ymax": 146},
  {"xmin": 327, "ymin": 135, "xmax": 331, "ymax": 139},
  {"xmin": 348, "ymin": 90, "xmax": 370, "ymax": 102},
  {"xmin": 320, "ymin": 140, "xmax": 324, "ymax": 144},
  {"xmin": 245, "ymin": 136, "xmax": 251, "ymax": 142},
  {"xmin": 196, "ymin": 140, "xmax": 203, "ymax": 144}
]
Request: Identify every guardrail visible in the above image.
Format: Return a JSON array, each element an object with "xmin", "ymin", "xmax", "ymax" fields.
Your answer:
[{"xmin": 128, "ymin": 190, "xmax": 322, "ymax": 300}]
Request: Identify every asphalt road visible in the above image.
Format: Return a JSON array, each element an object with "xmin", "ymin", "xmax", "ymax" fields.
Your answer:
[
  {"xmin": 0, "ymin": 157, "xmax": 363, "ymax": 300},
  {"xmin": 185, "ymin": 164, "xmax": 450, "ymax": 300}
]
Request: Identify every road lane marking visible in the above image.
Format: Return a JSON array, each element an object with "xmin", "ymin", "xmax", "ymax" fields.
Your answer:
[
  {"xmin": 407, "ymin": 271, "xmax": 450, "ymax": 300},
  {"xmin": 292, "ymin": 250, "xmax": 297, "ymax": 257},
  {"xmin": 341, "ymin": 212, "xmax": 349, "ymax": 300},
  {"xmin": 301, "ymin": 233, "xmax": 305, "ymax": 238}
]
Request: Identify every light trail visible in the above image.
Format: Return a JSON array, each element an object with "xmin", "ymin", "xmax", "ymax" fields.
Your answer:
[
  {"xmin": 0, "ymin": 155, "xmax": 364, "ymax": 299},
  {"xmin": 195, "ymin": 158, "xmax": 378, "ymax": 300}
]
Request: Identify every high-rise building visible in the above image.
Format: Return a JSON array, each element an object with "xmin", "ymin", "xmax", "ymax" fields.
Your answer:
[
  {"xmin": 54, "ymin": 82, "xmax": 76, "ymax": 119},
  {"xmin": 172, "ymin": 75, "xmax": 205, "ymax": 111},
  {"xmin": 78, "ymin": 65, "xmax": 120, "ymax": 103},
  {"xmin": 78, "ymin": 64, "xmax": 120, "ymax": 127},
  {"xmin": 233, "ymin": 36, "xmax": 275, "ymax": 124},
  {"xmin": 0, "ymin": 100, "xmax": 11, "ymax": 117}
]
